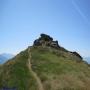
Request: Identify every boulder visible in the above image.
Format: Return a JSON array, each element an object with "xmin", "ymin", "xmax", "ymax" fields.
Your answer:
[
  {"xmin": 40, "ymin": 34, "xmax": 53, "ymax": 41},
  {"xmin": 71, "ymin": 51, "xmax": 83, "ymax": 59}
]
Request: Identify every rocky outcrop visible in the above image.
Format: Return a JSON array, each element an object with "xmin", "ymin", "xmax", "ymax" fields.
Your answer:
[
  {"xmin": 70, "ymin": 51, "xmax": 83, "ymax": 59},
  {"xmin": 33, "ymin": 34, "xmax": 60, "ymax": 49},
  {"xmin": 33, "ymin": 34, "xmax": 83, "ymax": 60}
]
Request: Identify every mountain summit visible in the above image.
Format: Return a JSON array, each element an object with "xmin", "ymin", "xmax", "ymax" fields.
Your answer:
[
  {"xmin": 0, "ymin": 34, "xmax": 90, "ymax": 90},
  {"xmin": 34, "ymin": 34, "xmax": 60, "ymax": 48},
  {"xmin": 34, "ymin": 34, "xmax": 82, "ymax": 60}
]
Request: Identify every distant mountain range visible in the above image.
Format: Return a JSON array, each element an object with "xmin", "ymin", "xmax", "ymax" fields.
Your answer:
[
  {"xmin": 0, "ymin": 53, "xmax": 14, "ymax": 64},
  {"xmin": 84, "ymin": 57, "xmax": 90, "ymax": 64}
]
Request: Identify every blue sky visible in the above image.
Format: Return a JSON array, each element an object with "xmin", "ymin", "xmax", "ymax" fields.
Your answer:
[{"xmin": 0, "ymin": 0, "xmax": 90, "ymax": 57}]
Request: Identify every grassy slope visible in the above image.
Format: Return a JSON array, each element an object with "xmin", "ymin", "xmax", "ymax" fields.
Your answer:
[
  {"xmin": 31, "ymin": 46, "xmax": 90, "ymax": 90},
  {"xmin": 0, "ymin": 46, "xmax": 90, "ymax": 90},
  {"xmin": 0, "ymin": 50, "xmax": 38, "ymax": 90}
]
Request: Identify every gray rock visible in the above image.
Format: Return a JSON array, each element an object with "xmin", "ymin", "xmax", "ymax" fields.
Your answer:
[{"xmin": 33, "ymin": 34, "xmax": 60, "ymax": 49}]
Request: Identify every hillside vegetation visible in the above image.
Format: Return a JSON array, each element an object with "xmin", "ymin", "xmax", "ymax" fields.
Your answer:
[{"xmin": 0, "ymin": 34, "xmax": 90, "ymax": 90}]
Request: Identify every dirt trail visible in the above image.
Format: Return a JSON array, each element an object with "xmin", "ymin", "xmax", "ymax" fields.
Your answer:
[{"xmin": 28, "ymin": 47, "xmax": 44, "ymax": 90}]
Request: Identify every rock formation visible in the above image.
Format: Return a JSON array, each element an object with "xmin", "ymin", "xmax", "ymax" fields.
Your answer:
[
  {"xmin": 33, "ymin": 33, "xmax": 83, "ymax": 60},
  {"xmin": 33, "ymin": 34, "xmax": 60, "ymax": 49},
  {"xmin": 71, "ymin": 51, "xmax": 83, "ymax": 59}
]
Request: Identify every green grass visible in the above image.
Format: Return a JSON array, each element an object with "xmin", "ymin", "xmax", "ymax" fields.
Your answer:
[
  {"xmin": 31, "ymin": 46, "xmax": 90, "ymax": 90},
  {"xmin": 0, "ymin": 50, "xmax": 39, "ymax": 90},
  {"xmin": 0, "ymin": 46, "xmax": 90, "ymax": 90}
]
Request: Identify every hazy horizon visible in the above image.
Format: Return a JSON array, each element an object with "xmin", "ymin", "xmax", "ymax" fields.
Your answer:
[{"xmin": 0, "ymin": 0, "xmax": 90, "ymax": 57}]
